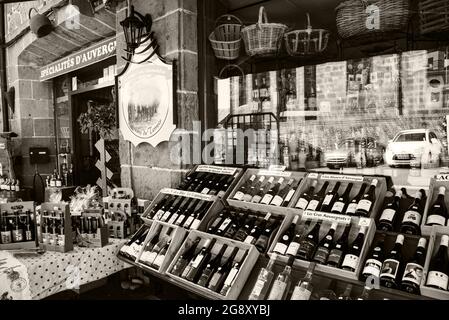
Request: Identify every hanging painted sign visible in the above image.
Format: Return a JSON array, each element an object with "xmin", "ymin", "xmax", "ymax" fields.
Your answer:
[{"xmin": 39, "ymin": 36, "xmax": 116, "ymax": 81}]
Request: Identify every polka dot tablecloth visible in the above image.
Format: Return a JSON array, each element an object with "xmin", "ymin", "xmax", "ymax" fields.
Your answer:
[{"xmin": 14, "ymin": 239, "xmax": 130, "ymax": 300}]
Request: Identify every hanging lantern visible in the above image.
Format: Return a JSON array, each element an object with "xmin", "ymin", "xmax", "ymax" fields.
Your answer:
[{"xmin": 120, "ymin": 5, "xmax": 151, "ymax": 53}]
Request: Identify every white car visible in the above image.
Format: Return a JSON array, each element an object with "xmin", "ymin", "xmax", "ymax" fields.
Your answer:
[{"xmin": 384, "ymin": 129, "xmax": 443, "ymax": 167}]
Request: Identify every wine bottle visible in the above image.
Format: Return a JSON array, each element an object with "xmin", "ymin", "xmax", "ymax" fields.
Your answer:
[
  {"xmin": 379, "ymin": 234, "xmax": 404, "ymax": 289},
  {"xmin": 248, "ymin": 254, "xmax": 277, "ymax": 300},
  {"xmin": 152, "ymin": 239, "xmax": 172, "ymax": 269},
  {"xmin": 273, "ymin": 215, "xmax": 300, "ymax": 255},
  {"xmin": 216, "ymin": 174, "xmax": 237, "ymax": 198},
  {"xmin": 355, "ymin": 179, "xmax": 378, "ymax": 217},
  {"xmin": 166, "ymin": 198, "xmax": 190, "ymax": 225},
  {"xmin": 290, "ymin": 262, "xmax": 316, "ymax": 300},
  {"xmin": 345, "ymin": 183, "xmax": 368, "ymax": 215},
  {"xmin": 220, "ymin": 250, "xmax": 248, "ymax": 296},
  {"xmin": 244, "ymin": 213, "xmax": 271, "ymax": 245},
  {"xmin": 341, "ymin": 226, "xmax": 367, "ymax": 272},
  {"xmin": 320, "ymin": 182, "xmax": 341, "ymax": 212},
  {"xmin": 11, "ymin": 212, "xmax": 24, "ymax": 243},
  {"xmin": 337, "ymin": 284, "xmax": 353, "ymax": 300},
  {"xmin": 197, "ymin": 244, "xmax": 228, "ymax": 287},
  {"xmin": 331, "ymin": 183, "xmax": 353, "ymax": 214},
  {"xmin": 281, "ymin": 179, "xmax": 301, "ymax": 207},
  {"xmin": 295, "ymin": 180, "xmax": 318, "ymax": 209},
  {"xmin": 222, "ymin": 213, "xmax": 245, "ymax": 239},
  {"xmin": 426, "ymin": 186, "xmax": 448, "ymax": 227},
  {"xmin": 170, "ymin": 238, "xmax": 201, "ymax": 277},
  {"xmin": 297, "ymin": 221, "xmax": 322, "ymax": 261},
  {"xmin": 255, "ymin": 219, "xmax": 280, "ymax": 253},
  {"xmin": 306, "ymin": 181, "xmax": 330, "ymax": 211},
  {"xmin": 267, "ymin": 256, "xmax": 294, "ymax": 300},
  {"xmin": 270, "ymin": 179, "xmax": 294, "ymax": 207},
  {"xmin": 233, "ymin": 175, "xmax": 256, "ymax": 201},
  {"xmin": 207, "ymin": 211, "xmax": 227, "ymax": 234},
  {"xmin": 183, "ymin": 238, "xmax": 217, "ymax": 282},
  {"xmin": 286, "ymin": 220, "xmax": 312, "ymax": 258},
  {"xmin": 1, "ymin": 216, "xmax": 12, "ymax": 244},
  {"xmin": 243, "ymin": 176, "xmax": 266, "ymax": 202},
  {"xmin": 400, "ymin": 237, "xmax": 427, "ymax": 294},
  {"xmin": 187, "ymin": 201, "xmax": 211, "ymax": 230},
  {"xmin": 186, "ymin": 172, "xmax": 205, "ymax": 191},
  {"xmin": 400, "ymin": 190, "xmax": 424, "ymax": 235},
  {"xmin": 312, "ymin": 222, "xmax": 338, "ymax": 264},
  {"xmin": 178, "ymin": 171, "xmax": 198, "ymax": 190},
  {"xmin": 159, "ymin": 197, "xmax": 185, "ymax": 222},
  {"xmin": 149, "ymin": 195, "xmax": 174, "ymax": 220},
  {"xmin": 233, "ymin": 216, "xmax": 256, "ymax": 242},
  {"xmin": 361, "ymin": 234, "xmax": 386, "ymax": 282},
  {"xmin": 378, "ymin": 190, "xmax": 402, "ymax": 232},
  {"xmin": 200, "ymin": 174, "xmax": 220, "ymax": 194},
  {"xmin": 251, "ymin": 177, "xmax": 274, "ymax": 203},
  {"xmin": 261, "ymin": 178, "xmax": 285, "ymax": 205},
  {"xmin": 173, "ymin": 199, "xmax": 201, "ymax": 226},
  {"xmin": 214, "ymin": 211, "xmax": 235, "ymax": 237},
  {"xmin": 207, "ymin": 247, "xmax": 239, "ymax": 293},
  {"xmin": 426, "ymin": 235, "xmax": 449, "ymax": 291}
]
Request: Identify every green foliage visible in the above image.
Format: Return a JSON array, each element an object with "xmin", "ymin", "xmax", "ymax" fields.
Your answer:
[{"xmin": 77, "ymin": 100, "xmax": 116, "ymax": 139}]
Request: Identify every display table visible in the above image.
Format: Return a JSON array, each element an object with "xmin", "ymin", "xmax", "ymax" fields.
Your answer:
[{"xmin": 0, "ymin": 239, "xmax": 130, "ymax": 300}]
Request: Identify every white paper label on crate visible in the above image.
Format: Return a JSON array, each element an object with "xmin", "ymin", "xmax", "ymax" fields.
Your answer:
[
  {"xmin": 308, "ymin": 173, "xmax": 319, "ymax": 179},
  {"xmin": 268, "ymin": 165, "xmax": 287, "ymax": 172},
  {"xmin": 258, "ymin": 170, "xmax": 292, "ymax": 178},
  {"xmin": 290, "ymin": 287, "xmax": 312, "ymax": 300},
  {"xmin": 341, "ymin": 254, "xmax": 359, "ymax": 270},
  {"xmin": 358, "ymin": 218, "xmax": 371, "ymax": 227},
  {"xmin": 436, "ymin": 174, "xmax": 449, "ymax": 181},
  {"xmin": 402, "ymin": 211, "xmax": 422, "ymax": 226},
  {"xmin": 426, "ymin": 271, "xmax": 449, "ymax": 290},
  {"xmin": 196, "ymin": 165, "xmax": 237, "ymax": 175},
  {"xmin": 426, "ymin": 215, "xmax": 447, "ymax": 226},
  {"xmin": 295, "ymin": 198, "xmax": 309, "ymax": 210},
  {"xmin": 362, "ymin": 259, "xmax": 382, "ymax": 278},
  {"xmin": 160, "ymin": 188, "xmax": 216, "ymax": 202},
  {"xmin": 401, "ymin": 262, "xmax": 424, "ymax": 286},
  {"xmin": 302, "ymin": 210, "xmax": 352, "ymax": 225},
  {"xmin": 321, "ymin": 174, "xmax": 364, "ymax": 182}
]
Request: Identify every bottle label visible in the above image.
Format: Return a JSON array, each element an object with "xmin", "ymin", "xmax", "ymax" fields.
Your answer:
[
  {"xmin": 426, "ymin": 271, "xmax": 449, "ymax": 290},
  {"xmin": 153, "ymin": 254, "xmax": 165, "ymax": 268},
  {"xmin": 1, "ymin": 231, "xmax": 11, "ymax": 244},
  {"xmin": 57, "ymin": 234, "xmax": 65, "ymax": 247},
  {"xmin": 402, "ymin": 211, "xmax": 422, "ymax": 226},
  {"xmin": 402, "ymin": 262, "xmax": 424, "ymax": 286},
  {"xmin": 251, "ymin": 279, "xmax": 266, "ymax": 298},
  {"xmin": 356, "ymin": 199, "xmax": 372, "ymax": 213},
  {"xmin": 273, "ymin": 242, "xmax": 288, "ymax": 255},
  {"xmin": 270, "ymin": 195, "xmax": 284, "ymax": 207},
  {"xmin": 201, "ymin": 188, "xmax": 210, "ymax": 194},
  {"xmin": 25, "ymin": 230, "xmax": 33, "ymax": 241},
  {"xmin": 191, "ymin": 254, "xmax": 205, "ymax": 268},
  {"xmin": 380, "ymin": 258, "xmax": 400, "ymax": 279},
  {"xmin": 291, "ymin": 286, "xmax": 312, "ymax": 300},
  {"xmin": 286, "ymin": 242, "xmax": 300, "ymax": 256},
  {"xmin": 252, "ymin": 195, "xmax": 262, "ymax": 203},
  {"xmin": 313, "ymin": 246, "xmax": 330, "ymax": 264},
  {"xmin": 306, "ymin": 200, "xmax": 320, "ymax": 211},
  {"xmin": 12, "ymin": 230, "xmax": 23, "ymax": 242},
  {"xmin": 244, "ymin": 235, "xmax": 255, "ymax": 244},
  {"xmin": 362, "ymin": 258, "xmax": 382, "ymax": 278},
  {"xmin": 233, "ymin": 191, "xmax": 245, "ymax": 201},
  {"xmin": 322, "ymin": 194, "xmax": 333, "ymax": 206},
  {"xmin": 224, "ymin": 268, "xmax": 239, "ymax": 287},
  {"xmin": 154, "ymin": 209, "xmax": 165, "ymax": 221},
  {"xmin": 331, "ymin": 201, "xmax": 345, "ymax": 213},
  {"xmin": 190, "ymin": 219, "xmax": 201, "ymax": 230},
  {"xmin": 161, "ymin": 210, "xmax": 172, "ymax": 222},
  {"xmin": 243, "ymin": 194, "xmax": 254, "ymax": 202},
  {"xmin": 346, "ymin": 203, "xmax": 357, "ymax": 214},
  {"xmin": 341, "ymin": 254, "xmax": 359, "ymax": 270},
  {"xmin": 426, "ymin": 215, "xmax": 446, "ymax": 226},
  {"xmin": 380, "ymin": 208, "xmax": 396, "ymax": 222},
  {"xmin": 283, "ymin": 190, "xmax": 295, "ymax": 204},
  {"xmin": 297, "ymin": 240, "xmax": 316, "ymax": 260},
  {"xmin": 167, "ymin": 213, "xmax": 179, "ymax": 225},
  {"xmin": 218, "ymin": 218, "xmax": 232, "ymax": 232},
  {"xmin": 327, "ymin": 248, "xmax": 343, "ymax": 266},
  {"xmin": 295, "ymin": 198, "xmax": 309, "ymax": 210},
  {"xmin": 183, "ymin": 216, "xmax": 195, "ymax": 228},
  {"xmin": 260, "ymin": 194, "xmax": 274, "ymax": 205},
  {"xmin": 267, "ymin": 280, "xmax": 287, "ymax": 300}
]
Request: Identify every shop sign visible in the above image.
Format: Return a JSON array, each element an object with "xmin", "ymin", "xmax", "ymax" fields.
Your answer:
[{"xmin": 39, "ymin": 37, "xmax": 116, "ymax": 81}]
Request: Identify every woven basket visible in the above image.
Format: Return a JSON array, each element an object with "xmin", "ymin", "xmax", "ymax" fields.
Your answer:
[
  {"xmin": 209, "ymin": 15, "xmax": 243, "ymax": 60},
  {"xmin": 241, "ymin": 6, "xmax": 288, "ymax": 57},
  {"xmin": 335, "ymin": 0, "xmax": 410, "ymax": 39},
  {"xmin": 419, "ymin": 0, "xmax": 449, "ymax": 34},
  {"xmin": 285, "ymin": 13, "xmax": 330, "ymax": 56}
]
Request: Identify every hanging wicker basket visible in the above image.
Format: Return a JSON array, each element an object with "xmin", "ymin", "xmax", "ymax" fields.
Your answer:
[
  {"xmin": 285, "ymin": 13, "xmax": 330, "ymax": 56},
  {"xmin": 209, "ymin": 14, "xmax": 243, "ymax": 60},
  {"xmin": 335, "ymin": 0, "xmax": 410, "ymax": 39},
  {"xmin": 241, "ymin": 6, "xmax": 288, "ymax": 57}
]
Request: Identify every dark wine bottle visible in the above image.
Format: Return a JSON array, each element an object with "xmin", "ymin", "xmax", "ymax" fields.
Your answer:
[
  {"xmin": 341, "ymin": 226, "xmax": 366, "ymax": 272},
  {"xmin": 280, "ymin": 179, "xmax": 301, "ymax": 207},
  {"xmin": 182, "ymin": 238, "xmax": 217, "ymax": 282},
  {"xmin": 232, "ymin": 175, "xmax": 257, "ymax": 201},
  {"xmin": 186, "ymin": 172, "xmax": 205, "ymax": 191},
  {"xmin": 150, "ymin": 196, "xmax": 175, "ymax": 220},
  {"xmin": 425, "ymin": 235, "xmax": 449, "ymax": 291},
  {"xmin": 295, "ymin": 180, "xmax": 318, "ymax": 209},
  {"xmin": 215, "ymin": 211, "xmax": 236, "ymax": 237},
  {"xmin": 179, "ymin": 171, "xmax": 198, "ymax": 190},
  {"xmin": 251, "ymin": 177, "xmax": 275, "ymax": 203},
  {"xmin": 378, "ymin": 190, "xmax": 402, "ymax": 232},
  {"xmin": 173, "ymin": 199, "xmax": 201, "ymax": 226},
  {"xmin": 233, "ymin": 216, "xmax": 256, "ymax": 242},
  {"xmin": 400, "ymin": 190, "xmax": 424, "ymax": 235},
  {"xmin": 306, "ymin": 181, "xmax": 330, "ymax": 211},
  {"xmin": 216, "ymin": 174, "xmax": 236, "ymax": 198},
  {"xmin": 197, "ymin": 244, "xmax": 228, "ymax": 287},
  {"xmin": 380, "ymin": 234, "xmax": 405, "ymax": 289},
  {"xmin": 320, "ymin": 182, "xmax": 341, "ymax": 212},
  {"xmin": 312, "ymin": 222, "xmax": 338, "ymax": 264},
  {"xmin": 272, "ymin": 215, "xmax": 300, "ymax": 255},
  {"xmin": 355, "ymin": 179, "xmax": 378, "ymax": 217},
  {"xmin": 244, "ymin": 213, "xmax": 271, "ymax": 245},
  {"xmin": 400, "ymin": 237, "xmax": 427, "ymax": 294},
  {"xmin": 207, "ymin": 247, "xmax": 239, "ymax": 293},
  {"xmin": 361, "ymin": 234, "xmax": 386, "ymax": 282},
  {"xmin": 220, "ymin": 250, "xmax": 248, "ymax": 296},
  {"xmin": 345, "ymin": 183, "xmax": 367, "ymax": 215},
  {"xmin": 243, "ymin": 176, "xmax": 266, "ymax": 202},
  {"xmin": 297, "ymin": 221, "xmax": 322, "ymax": 261},
  {"xmin": 255, "ymin": 218, "xmax": 280, "ymax": 253},
  {"xmin": 331, "ymin": 183, "xmax": 353, "ymax": 214},
  {"xmin": 207, "ymin": 211, "xmax": 227, "ymax": 234},
  {"xmin": 286, "ymin": 219, "xmax": 312, "ymax": 257},
  {"xmin": 261, "ymin": 178, "xmax": 285, "ymax": 205},
  {"xmin": 269, "ymin": 178, "xmax": 293, "ymax": 206},
  {"xmin": 222, "ymin": 213, "xmax": 245, "ymax": 239},
  {"xmin": 426, "ymin": 186, "xmax": 449, "ymax": 227},
  {"xmin": 170, "ymin": 237, "xmax": 201, "ymax": 277},
  {"xmin": 159, "ymin": 196, "xmax": 185, "ymax": 222}
]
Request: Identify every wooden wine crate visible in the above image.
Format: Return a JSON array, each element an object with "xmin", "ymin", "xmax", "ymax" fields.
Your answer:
[
  {"xmin": 421, "ymin": 176, "xmax": 449, "ymax": 236},
  {"xmin": 166, "ymin": 229, "xmax": 259, "ymax": 300},
  {"xmin": 140, "ymin": 188, "xmax": 224, "ymax": 232},
  {"xmin": 226, "ymin": 168, "xmax": 308, "ymax": 211},
  {"xmin": 135, "ymin": 220, "xmax": 187, "ymax": 274},
  {"xmin": 117, "ymin": 224, "xmax": 153, "ymax": 263},
  {"xmin": 107, "ymin": 188, "xmax": 135, "ymax": 217},
  {"xmin": 77, "ymin": 209, "xmax": 109, "ymax": 248},
  {"xmin": 420, "ymin": 228, "xmax": 449, "ymax": 300},
  {"xmin": 39, "ymin": 202, "xmax": 73, "ymax": 253},
  {"xmin": 0, "ymin": 202, "xmax": 38, "ymax": 250},
  {"xmin": 290, "ymin": 173, "xmax": 387, "ymax": 219},
  {"xmin": 267, "ymin": 209, "xmax": 376, "ymax": 281}
]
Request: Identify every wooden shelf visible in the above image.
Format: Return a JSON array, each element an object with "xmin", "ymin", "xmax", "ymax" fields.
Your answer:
[{"xmin": 70, "ymin": 80, "xmax": 115, "ymax": 95}]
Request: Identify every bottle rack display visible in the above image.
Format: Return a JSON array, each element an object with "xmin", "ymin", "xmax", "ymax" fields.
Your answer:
[
  {"xmin": 107, "ymin": 210, "xmax": 128, "ymax": 239},
  {"xmin": 118, "ymin": 224, "xmax": 151, "ymax": 263},
  {"xmin": 135, "ymin": 221, "xmax": 187, "ymax": 273},
  {"xmin": 141, "ymin": 188, "xmax": 223, "ymax": 231},
  {"xmin": 75, "ymin": 209, "xmax": 109, "ymax": 248},
  {"xmin": 0, "ymin": 202, "xmax": 37, "ymax": 250},
  {"xmin": 106, "ymin": 188, "xmax": 140, "ymax": 239},
  {"xmin": 178, "ymin": 165, "xmax": 243, "ymax": 199},
  {"xmin": 38, "ymin": 203, "xmax": 73, "ymax": 253},
  {"xmin": 377, "ymin": 188, "xmax": 428, "ymax": 235},
  {"xmin": 421, "ymin": 176, "xmax": 449, "ymax": 236},
  {"xmin": 166, "ymin": 230, "xmax": 259, "ymax": 300},
  {"xmin": 227, "ymin": 168, "xmax": 307, "ymax": 211}
]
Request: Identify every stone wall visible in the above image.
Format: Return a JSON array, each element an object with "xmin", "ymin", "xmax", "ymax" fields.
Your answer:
[{"xmin": 116, "ymin": 0, "xmax": 199, "ymax": 200}]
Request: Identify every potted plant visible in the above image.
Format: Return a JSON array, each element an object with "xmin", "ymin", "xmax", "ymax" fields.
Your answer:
[{"xmin": 77, "ymin": 99, "xmax": 117, "ymax": 140}]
